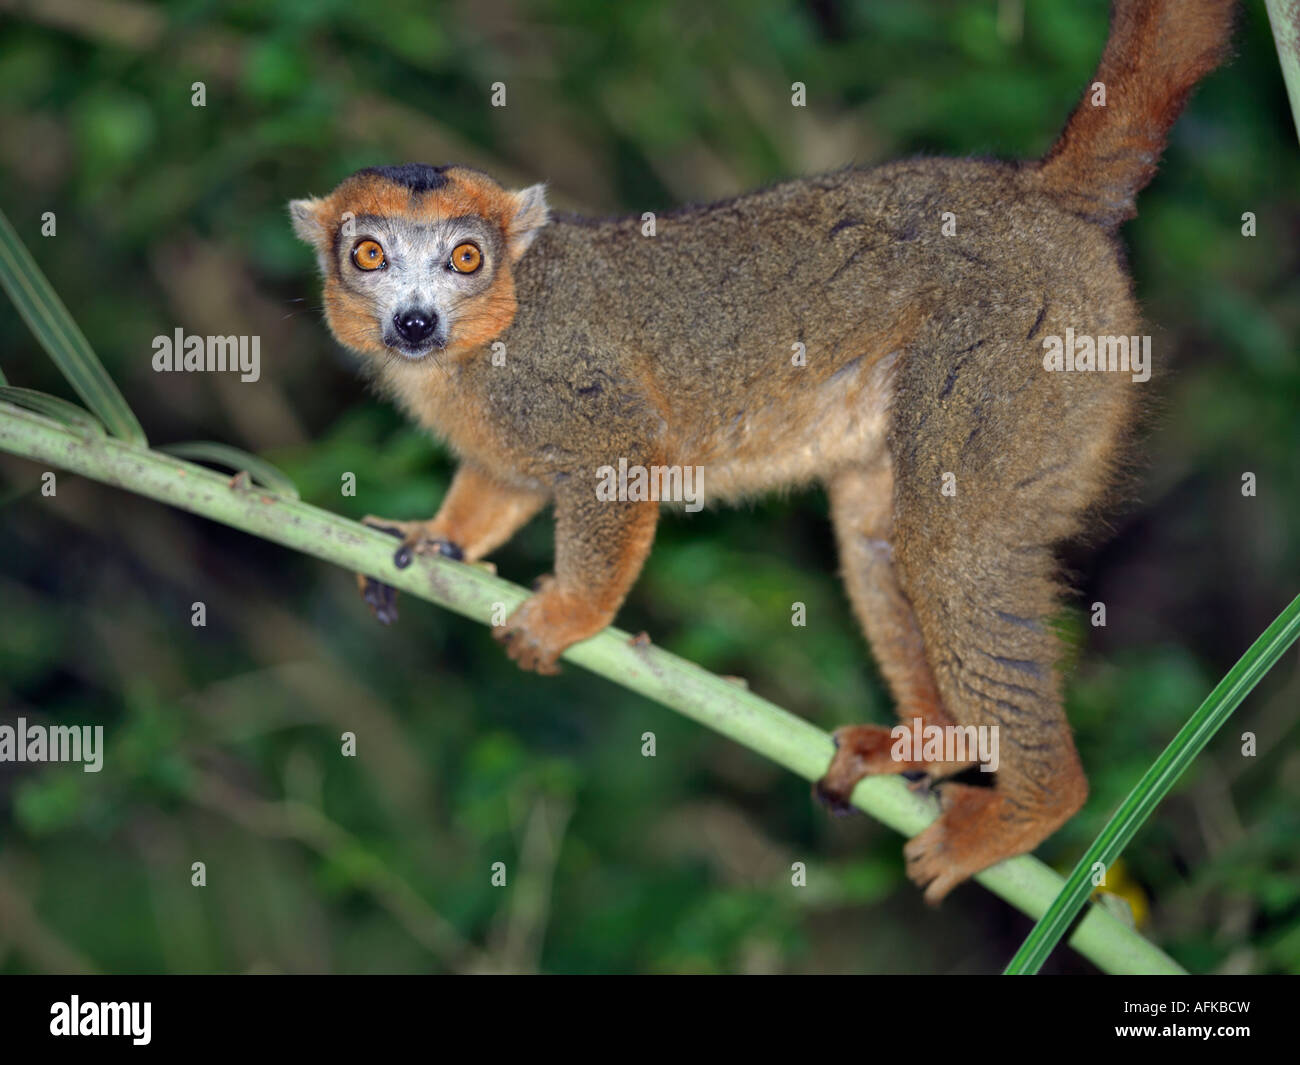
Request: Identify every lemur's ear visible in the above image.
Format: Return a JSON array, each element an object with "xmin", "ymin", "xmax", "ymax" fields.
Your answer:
[
  {"xmin": 505, "ymin": 183, "xmax": 549, "ymax": 260},
  {"xmin": 289, "ymin": 197, "xmax": 328, "ymax": 247}
]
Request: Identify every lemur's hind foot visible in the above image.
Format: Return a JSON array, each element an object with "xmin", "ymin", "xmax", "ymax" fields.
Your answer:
[
  {"xmin": 815, "ymin": 721, "xmax": 970, "ymax": 815},
  {"xmin": 904, "ymin": 769, "xmax": 1087, "ymax": 904}
]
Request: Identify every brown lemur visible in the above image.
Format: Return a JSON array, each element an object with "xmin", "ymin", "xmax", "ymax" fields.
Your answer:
[{"xmin": 291, "ymin": 0, "xmax": 1237, "ymax": 902}]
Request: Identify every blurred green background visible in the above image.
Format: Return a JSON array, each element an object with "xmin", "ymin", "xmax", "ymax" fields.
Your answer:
[{"xmin": 0, "ymin": 0, "xmax": 1297, "ymax": 974}]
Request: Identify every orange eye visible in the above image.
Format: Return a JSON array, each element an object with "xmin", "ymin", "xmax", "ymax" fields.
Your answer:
[
  {"xmin": 450, "ymin": 242, "xmax": 482, "ymax": 273},
  {"xmin": 351, "ymin": 239, "xmax": 386, "ymax": 271}
]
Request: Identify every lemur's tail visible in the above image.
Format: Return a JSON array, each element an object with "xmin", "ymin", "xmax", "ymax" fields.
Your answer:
[{"xmin": 1032, "ymin": 0, "xmax": 1236, "ymax": 227}]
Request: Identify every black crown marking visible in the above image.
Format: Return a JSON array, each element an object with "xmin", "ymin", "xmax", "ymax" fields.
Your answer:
[{"xmin": 357, "ymin": 163, "xmax": 451, "ymax": 193}]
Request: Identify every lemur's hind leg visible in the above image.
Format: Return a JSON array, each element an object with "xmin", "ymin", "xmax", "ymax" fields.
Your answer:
[
  {"xmin": 817, "ymin": 448, "xmax": 1090, "ymax": 902},
  {"xmin": 818, "ymin": 456, "xmax": 975, "ymax": 811},
  {"xmin": 883, "ymin": 462, "xmax": 1090, "ymax": 902}
]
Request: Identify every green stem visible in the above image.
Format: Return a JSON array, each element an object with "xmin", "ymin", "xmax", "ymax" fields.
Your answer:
[
  {"xmin": 1005, "ymin": 589, "xmax": 1300, "ymax": 974},
  {"xmin": 0, "ymin": 400, "xmax": 1183, "ymax": 974}
]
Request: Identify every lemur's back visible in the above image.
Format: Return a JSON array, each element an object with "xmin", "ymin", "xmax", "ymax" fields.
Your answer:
[{"xmin": 509, "ymin": 157, "xmax": 1136, "ymax": 499}]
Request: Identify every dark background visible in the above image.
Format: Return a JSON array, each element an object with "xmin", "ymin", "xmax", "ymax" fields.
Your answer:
[{"xmin": 0, "ymin": 0, "xmax": 1297, "ymax": 973}]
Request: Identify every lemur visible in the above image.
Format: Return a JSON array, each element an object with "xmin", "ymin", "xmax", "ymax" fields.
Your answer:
[{"xmin": 291, "ymin": 0, "xmax": 1237, "ymax": 902}]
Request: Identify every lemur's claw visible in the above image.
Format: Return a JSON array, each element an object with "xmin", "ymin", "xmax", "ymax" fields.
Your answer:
[
  {"xmin": 901, "ymin": 769, "xmax": 933, "ymax": 795},
  {"xmin": 812, "ymin": 779, "xmax": 854, "ymax": 817},
  {"xmin": 358, "ymin": 573, "xmax": 400, "ymax": 625},
  {"xmin": 433, "ymin": 539, "xmax": 465, "ymax": 561},
  {"xmin": 358, "ymin": 521, "xmax": 405, "ymax": 623},
  {"xmin": 365, "ymin": 521, "xmax": 406, "ymax": 540}
]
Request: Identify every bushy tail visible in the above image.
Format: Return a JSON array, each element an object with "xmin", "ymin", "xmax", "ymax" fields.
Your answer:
[{"xmin": 1032, "ymin": 0, "xmax": 1236, "ymax": 227}]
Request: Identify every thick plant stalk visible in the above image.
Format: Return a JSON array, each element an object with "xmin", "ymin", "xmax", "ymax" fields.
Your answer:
[
  {"xmin": 0, "ymin": 400, "xmax": 1183, "ymax": 975},
  {"xmin": 1266, "ymin": 0, "xmax": 1300, "ymax": 142},
  {"xmin": 1006, "ymin": 588, "xmax": 1300, "ymax": 974}
]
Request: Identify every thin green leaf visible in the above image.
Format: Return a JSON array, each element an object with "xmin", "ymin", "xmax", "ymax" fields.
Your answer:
[
  {"xmin": 1005, "ymin": 591, "xmax": 1300, "ymax": 974},
  {"xmin": 0, "ymin": 207, "xmax": 146, "ymax": 445},
  {"xmin": 159, "ymin": 441, "xmax": 300, "ymax": 499},
  {"xmin": 0, "ymin": 365, "xmax": 7, "ymax": 385},
  {"xmin": 0, "ymin": 386, "xmax": 105, "ymax": 436},
  {"xmin": 1266, "ymin": 0, "xmax": 1300, "ymax": 144}
]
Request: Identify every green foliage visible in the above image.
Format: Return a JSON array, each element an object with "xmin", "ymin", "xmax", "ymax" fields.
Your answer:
[
  {"xmin": 1009, "ymin": 593, "xmax": 1300, "ymax": 973},
  {"xmin": 0, "ymin": 208, "xmax": 144, "ymax": 442},
  {"xmin": 0, "ymin": 386, "xmax": 103, "ymax": 436},
  {"xmin": 159, "ymin": 441, "xmax": 299, "ymax": 498}
]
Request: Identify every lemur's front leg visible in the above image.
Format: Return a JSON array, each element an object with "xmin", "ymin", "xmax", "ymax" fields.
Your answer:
[
  {"xmin": 497, "ymin": 471, "xmax": 660, "ymax": 674},
  {"xmin": 359, "ymin": 464, "xmax": 547, "ymax": 624}
]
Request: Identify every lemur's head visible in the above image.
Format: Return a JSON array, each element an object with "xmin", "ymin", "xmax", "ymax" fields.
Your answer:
[{"xmin": 290, "ymin": 163, "xmax": 548, "ymax": 361}]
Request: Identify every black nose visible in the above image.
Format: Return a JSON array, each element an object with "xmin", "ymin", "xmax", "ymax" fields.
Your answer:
[{"xmin": 394, "ymin": 309, "xmax": 437, "ymax": 344}]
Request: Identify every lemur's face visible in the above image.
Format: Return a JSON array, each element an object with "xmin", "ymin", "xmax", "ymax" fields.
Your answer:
[{"xmin": 290, "ymin": 164, "xmax": 547, "ymax": 362}]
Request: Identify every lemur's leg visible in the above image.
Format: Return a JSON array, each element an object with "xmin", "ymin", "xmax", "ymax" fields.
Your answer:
[
  {"xmin": 880, "ymin": 471, "xmax": 1088, "ymax": 903},
  {"xmin": 497, "ymin": 473, "xmax": 659, "ymax": 675},
  {"xmin": 818, "ymin": 456, "xmax": 974, "ymax": 811},
  {"xmin": 359, "ymin": 465, "xmax": 547, "ymax": 624}
]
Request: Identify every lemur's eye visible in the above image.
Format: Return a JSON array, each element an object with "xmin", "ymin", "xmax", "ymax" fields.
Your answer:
[
  {"xmin": 351, "ymin": 239, "xmax": 386, "ymax": 271},
  {"xmin": 449, "ymin": 242, "xmax": 482, "ymax": 273}
]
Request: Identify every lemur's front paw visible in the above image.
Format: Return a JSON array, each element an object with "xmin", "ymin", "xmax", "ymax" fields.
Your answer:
[
  {"xmin": 356, "ymin": 517, "xmax": 465, "ymax": 627},
  {"xmin": 495, "ymin": 577, "xmax": 606, "ymax": 676},
  {"xmin": 362, "ymin": 516, "xmax": 464, "ymax": 568}
]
